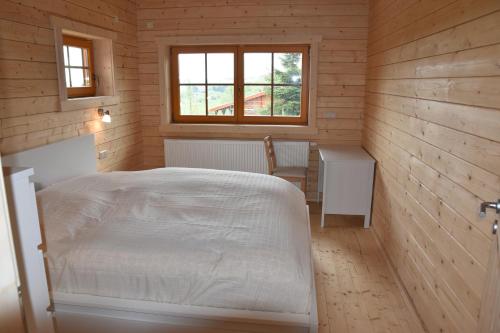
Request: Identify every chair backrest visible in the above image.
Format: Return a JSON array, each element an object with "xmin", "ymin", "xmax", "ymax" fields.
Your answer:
[{"xmin": 263, "ymin": 135, "xmax": 277, "ymax": 174}]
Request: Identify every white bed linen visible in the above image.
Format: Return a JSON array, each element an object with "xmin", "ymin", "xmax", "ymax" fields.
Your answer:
[{"xmin": 37, "ymin": 168, "xmax": 312, "ymax": 315}]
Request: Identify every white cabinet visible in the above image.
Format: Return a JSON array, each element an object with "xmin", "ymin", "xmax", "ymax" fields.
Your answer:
[
  {"xmin": 318, "ymin": 146, "xmax": 375, "ymax": 228},
  {"xmin": 4, "ymin": 167, "xmax": 54, "ymax": 333}
]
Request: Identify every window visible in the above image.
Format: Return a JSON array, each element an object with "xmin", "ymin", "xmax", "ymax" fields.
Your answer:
[
  {"xmin": 63, "ymin": 35, "xmax": 96, "ymax": 98},
  {"xmin": 51, "ymin": 16, "xmax": 118, "ymax": 111},
  {"xmin": 170, "ymin": 45, "xmax": 309, "ymax": 125}
]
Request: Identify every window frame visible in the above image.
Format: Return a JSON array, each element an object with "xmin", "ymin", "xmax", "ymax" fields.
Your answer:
[
  {"xmin": 170, "ymin": 44, "xmax": 309, "ymax": 125},
  {"xmin": 63, "ymin": 35, "xmax": 96, "ymax": 98},
  {"xmin": 171, "ymin": 45, "xmax": 238, "ymax": 124}
]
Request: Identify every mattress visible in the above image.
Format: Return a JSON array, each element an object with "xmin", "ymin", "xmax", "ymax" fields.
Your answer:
[{"xmin": 37, "ymin": 168, "xmax": 312, "ymax": 315}]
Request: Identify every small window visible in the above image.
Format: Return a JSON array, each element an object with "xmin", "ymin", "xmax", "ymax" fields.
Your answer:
[
  {"xmin": 63, "ymin": 36, "xmax": 96, "ymax": 98},
  {"xmin": 170, "ymin": 45, "xmax": 309, "ymax": 125}
]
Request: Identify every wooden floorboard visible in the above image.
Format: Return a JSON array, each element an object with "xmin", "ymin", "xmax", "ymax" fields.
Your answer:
[{"xmin": 309, "ymin": 203, "xmax": 426, "ymax": 333}]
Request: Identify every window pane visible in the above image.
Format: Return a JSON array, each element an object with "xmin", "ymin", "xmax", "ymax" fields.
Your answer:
[
  {"xmin": 180, "ymin": 85, "xmax": 206, "ymax": 115},
  {"xmin": 84, "ymin": 69, "xmax": 91, "ymax": 86},
  {"xmin": 69, "ymin": 68, "xmax": 85, "ymax": 87},
  {"xmin": 208, "ymin": 85, "xmax": 234, "ymax": 116},
  {"xmin": 63, "ymin": 46, "xmax": 69, "ymax": 66},
  {"xmin": 83, "ymin": 48, "xmax": 89, "ymax": 67},
  {"xmin": 68, "ymin": 46, "xmax": 83, "ymax": 67},
  {"xmin": 244, "ymin": 53, "xmax": 272, "ymax": 84},
  {"xmin": 244, "ymin": 85, "xmax": 271, "ymax": 116},
  {"xmin": 207, "ymin": 53, "xmax": 234, "ymax": 84},
  {"xmin": 65, "ymin": 68, "xmax": 70, "ymax": 87},
  {"xmin": 179, "ymin": 53, "xmax": 205, "ymax": 84},
  {"xmin": 273, "ymin": 86, "xmax": 301, "ymax": 117},
  {"xmin": 274, "ymin": 53, "xmax": 302, "ymax": 84}
]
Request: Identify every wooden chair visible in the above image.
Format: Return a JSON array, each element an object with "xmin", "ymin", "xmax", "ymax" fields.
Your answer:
[{"xmin": 263, "ymin": 135, "xmax": 307, "ymax": 192}]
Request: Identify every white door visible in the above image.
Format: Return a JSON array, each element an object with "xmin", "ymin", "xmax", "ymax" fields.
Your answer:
[
  {"xmin": 0, "ymin": 157, "xmax": 26, "ymax": 332},
  {"xmin": 479, "ymin": 217, "xmax": 500, "ymax": 333}
]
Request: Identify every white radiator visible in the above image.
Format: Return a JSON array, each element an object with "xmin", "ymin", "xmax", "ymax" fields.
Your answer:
[{"xmin": 164, "ymin": 139, "xmax": 309, "ymax": 174}]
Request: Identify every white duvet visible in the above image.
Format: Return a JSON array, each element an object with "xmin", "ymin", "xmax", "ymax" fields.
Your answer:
[{"xmin": 37, "ymin": 168, "xmax": 312, "ymax": 314}]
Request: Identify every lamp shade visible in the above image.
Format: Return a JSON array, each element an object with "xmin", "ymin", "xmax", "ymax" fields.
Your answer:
[
  {"xmin": 98, "ymin": 108, "xmax": 112, "ymax": 123},
  {"xmin": 102, "ymin": 113, "xmax": 111, "ymax": 123}
]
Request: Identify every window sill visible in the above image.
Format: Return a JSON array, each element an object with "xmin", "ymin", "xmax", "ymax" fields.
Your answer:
[
  {"xmin": 159, "ymin": 123, "xmax": 319, "ymax": 136},
  {"xmin": 60, "ymin": 95, "xmax": 120, "ymax": 112}
]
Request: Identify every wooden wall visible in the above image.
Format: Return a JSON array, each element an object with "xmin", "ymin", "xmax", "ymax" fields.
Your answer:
[
  {"xmin": 137, "ymin": 0, "xmax": 369, "ymax": 199},
  {"xmin": 0, "ymin": 0, "xmax": 142, "ymax": 171},
  {"xmin": 364, "ymin": 0, "xmax": 500, "ymax": 332}
]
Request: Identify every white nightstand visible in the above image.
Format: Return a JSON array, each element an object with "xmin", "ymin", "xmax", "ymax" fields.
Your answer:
[{"xmin": 318, "ymin": 146, "xmax": 375, "ymax": 228}]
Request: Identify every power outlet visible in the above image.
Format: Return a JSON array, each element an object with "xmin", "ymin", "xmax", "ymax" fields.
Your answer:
[{"xmin": 98, "ymin": 150, "xmax": 109, "ymax": 160}]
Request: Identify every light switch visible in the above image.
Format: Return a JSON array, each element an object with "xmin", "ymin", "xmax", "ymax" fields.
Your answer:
[{"xmin": 99, "ymin": 150, "xmax": 109, "ymax": 160}]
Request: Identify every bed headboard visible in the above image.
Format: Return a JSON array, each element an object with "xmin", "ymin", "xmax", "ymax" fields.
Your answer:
[{"xmin": 2, "ymin": 134, "xmax": 97, "ymax": 190}]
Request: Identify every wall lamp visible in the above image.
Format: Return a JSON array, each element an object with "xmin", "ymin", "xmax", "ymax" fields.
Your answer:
[{"xmin": 97, "ymin": 108, "xmax": 111, "ymax": 123}]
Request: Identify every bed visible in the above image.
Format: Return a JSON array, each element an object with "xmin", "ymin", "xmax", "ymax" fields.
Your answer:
[{"xmin": 3, "ymin": 134, "xmax": 318, "ymax": 333}]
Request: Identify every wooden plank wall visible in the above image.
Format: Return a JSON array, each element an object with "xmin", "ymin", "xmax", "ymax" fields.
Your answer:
[
  {"xmin": 364, "ymin": 0, "xmax": 500, "ymax": 332},
  {"xmin": 137, "ymin": 0, "xmax": 369, "ymax": 200},
  {"xmin": 0, "ymin": 0, "xmax": 142, "ymax": 171}
]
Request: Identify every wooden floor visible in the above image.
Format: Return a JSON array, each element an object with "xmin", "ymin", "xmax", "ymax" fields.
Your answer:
[{"xmin": 310, "ymin": 203, "xmax": 426, "ymax": 333}]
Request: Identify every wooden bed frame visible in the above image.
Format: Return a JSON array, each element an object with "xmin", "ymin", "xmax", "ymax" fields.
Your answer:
[{"xmin": 2, "ymin": 134, "xmax": 318, "ymax": 333}]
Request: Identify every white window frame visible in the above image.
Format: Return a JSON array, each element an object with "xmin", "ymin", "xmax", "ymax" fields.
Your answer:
[{"xmin": 156, "ymin": 35, "xmax": 322, "ymax": 136}]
